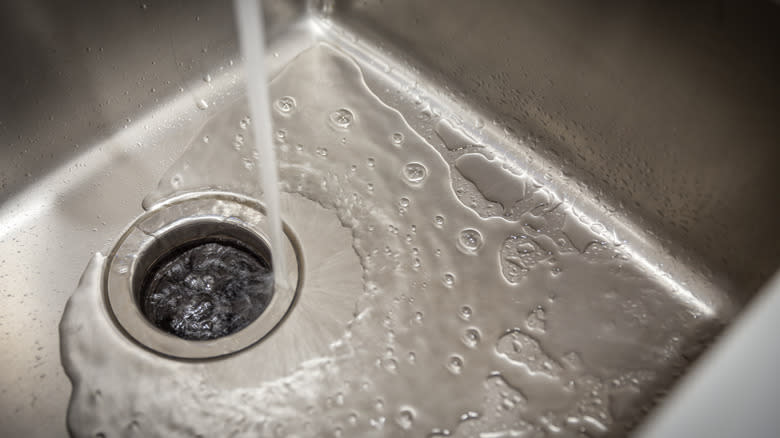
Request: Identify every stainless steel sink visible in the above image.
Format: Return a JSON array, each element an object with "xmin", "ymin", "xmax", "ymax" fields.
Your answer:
[{"xmin": 2, "ymin": 1, "xmax": 779, "ymax": 436}]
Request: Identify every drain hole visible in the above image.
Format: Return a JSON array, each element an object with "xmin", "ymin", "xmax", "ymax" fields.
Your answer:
[{"xmin": 140, "ymin": 240, "xmax": 273, "ymax": 340}]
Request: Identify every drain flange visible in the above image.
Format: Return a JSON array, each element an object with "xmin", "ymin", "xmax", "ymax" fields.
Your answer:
[{"xmin": 105, "ymin": 192, "xmax": 301, "ymax": 359}]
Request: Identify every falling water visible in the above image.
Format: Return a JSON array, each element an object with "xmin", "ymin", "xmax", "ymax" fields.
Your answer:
[{"xmin": 233, "ymin": 0, "xmax": 286, "ymax": 289}]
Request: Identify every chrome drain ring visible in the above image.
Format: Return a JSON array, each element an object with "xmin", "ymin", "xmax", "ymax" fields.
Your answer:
[{"xmin": 105, "ymin": 191, "xmax": 301, "ymax": 359}]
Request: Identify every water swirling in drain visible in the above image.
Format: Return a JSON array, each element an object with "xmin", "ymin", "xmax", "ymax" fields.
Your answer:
[{"xmin": 141, "ymin": 242, "xmax": 273, "ymax": 340}]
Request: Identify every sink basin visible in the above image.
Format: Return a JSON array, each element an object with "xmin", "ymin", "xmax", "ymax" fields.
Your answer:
[{"xmin": 2, "ymin": 0, "xmax": 779, "ymax": 436}]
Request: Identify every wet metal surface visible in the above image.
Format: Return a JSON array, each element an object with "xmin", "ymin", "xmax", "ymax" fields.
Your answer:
[{"xmin": 1, "ymin": 1, "xmax": 780, "ymax": 436}]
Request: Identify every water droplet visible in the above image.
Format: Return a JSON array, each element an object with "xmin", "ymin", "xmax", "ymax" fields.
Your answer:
[
  {"xmin": 459, "ymin": 305, "xmax": 472, "ymax": 321},
  {"xmin": 399, "ymin": 197, "xmax": 410, "ymax": 208},
  {"xmin": 397, "ymin": 409, "xmax": 414, "ymax": 430},
  {"xmin": 403, "ymin": 162, "xmax": 427, "ymax": 183},
  {"xmin": 170, "ymin": 175, "xmax": 182, "ymax": 188},
  {"xmin": 526, "ymin": 306, "xmax": 547, "ymax": 332},
  {"xmin": 382, "ymin": 357, "xmax": 398, "ymax": 373},
  {"xmin": 329, "ymin": 108, "xmax": 354, "ymax": 128},
  {"xmin": 443, "ymin": 273, "xmax": 455, "ymax": 287},
  {"xmin": 448, "ymin": 355, "xmax": 464, "ymax": 374},
  {"xmin": 239, "ymin": 116, "xmax": 251, "ymax": 129},
  {"xmin": 275, "ymin": 129, "xmax": 287, "ymax": 141},
  {"xmin": 275, "ymin": 96, "xmax": 296, "ymax": 114},
  {"xmin": 202, "ymin": 135, "xmax": 210, "ymax": 143},
  {"xmin": 434, "ymin": 215, "xmax": 445, "ymax": 227},
  {"xmin": 367, "ymin": 157, "xmax": 376, "ymax": 168},
  {"xmin": 414, "ymin": 311, "xmax": 423, "ymax": 323},
  {"xmin": 316, "ymin": 147, "xmax": 328, "ymax": 157},
  {"xmin": 196, "ymin": 99, "xmax": 209, "ymax": 110},
  {"xmin": 203, "ymin": 74, "xmax": 212, "ymax": 83},
  {"xmin": 234, "ymin": 133, "xmax": 245, "ymax": 144},
  {"xmin": 462, "ymin": 328, "xmax": 480, "ymax": 348},
  {"xmin": 367, "ymin": 183, "xmax": 374, "ymax": 192},
  {"xmin": 457, "ymin": 228, "xmax": 483, "ymax": 253}
]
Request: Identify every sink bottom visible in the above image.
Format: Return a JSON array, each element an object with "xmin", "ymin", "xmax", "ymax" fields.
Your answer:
[{"xmin": 58, "ymin": 41, "xmax": 731, "ymax": 437}]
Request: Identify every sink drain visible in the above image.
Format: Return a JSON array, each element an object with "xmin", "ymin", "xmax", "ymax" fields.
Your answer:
[{"xmin": 105, "ymin": 192, "xmax": 301, "ymax": 359}]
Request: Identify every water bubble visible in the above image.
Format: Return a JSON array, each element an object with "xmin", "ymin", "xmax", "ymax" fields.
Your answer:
[
  {"xmin": 239, "ymin": 116, "xmax": 251, "ymax": 129},
  {"xmin": 329, "ymin": 108, "xmax": 354, "ymax": 128},
  {"xmin": 448, "ymin": 355, "xmax": 464, "ymax": 374},
  {"xmin": 397, "ymin": 409, "xmax": 414, "ymax": 430},
  {"xmin": 196, "ymin": 99, "xmax": 209, "ymax": 110},
  {"xmin": 412, "ymin": 258, "xmax": 421, "ymax": 269},
  {"xmin": 203, "ymin": 74, "xmax": 212, "ymax": 83},
  {"xmin": 348, "ymin": 413, "xmax": 358, "ymax": 426},
  {"xmin": 367, "ymin": 183, "xmax": 374, "ymax": 192},
  {"xmin": 399, "ymin": 197, "xmax": 410, "ymax": 208},
  {"xmin": 170, "ymin": 174, "xmax": 182, "ymax": 188},
  {"xmin": 274, "ymin": 96, "xmax": 296, "ymax": 114},
  {"xmin": 391, "ymin": 132, "xmax": 404, "ymax": 146},
  {"xmin": 458, "ymin": 228, "xmax": 484, "ymax": 253},
  {"xmin": 434, "ymin": 215, "xmax": 445, "ymax": 227},
  {"xmin": 462, "ymin": 328, "xmax": 481, "ymax": 348},
  {"xmin": 443, "ymin": 273, "xmax": 455, "ymax": 287},
  {"xmin": 202, "ymin": 135, "xmax": 210, "ymax": 143},
  {"xmin": 403, "ymin": 162, "xmax": 427, "ymax": 184},
  {"xmin": 459, "ymin": 305, "xmax": 472, "ymax": 321},
  {"xmin": 275, "ymin": 129, "xmax": 287, "ymax": 141},
  {"xmin": 367, "ymin": 157, "xmax": 376, "ymax": 168},
  {"xmin": 316, "ymin": 147, "xmax": 328, "ymax": 157}
]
